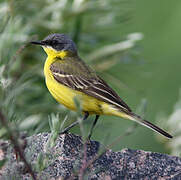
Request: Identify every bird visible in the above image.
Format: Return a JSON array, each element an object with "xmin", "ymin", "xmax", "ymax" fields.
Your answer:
[{"xmin": 31, "ymin": 33, "xmax": 172, "ymax": 139}]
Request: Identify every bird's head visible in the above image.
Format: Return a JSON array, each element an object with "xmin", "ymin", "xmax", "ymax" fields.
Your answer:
[{"xmin": 31, "ymin": 33, "xmax": 77, "ymax": 58}]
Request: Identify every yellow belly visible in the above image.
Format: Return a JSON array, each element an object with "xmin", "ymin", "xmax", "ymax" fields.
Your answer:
[
  {"xmin": 44, "ymin": 57, "xmax": 130, "ymax": 119},
  {"xmin": 46, "ymin": 77, "xmax": 106, "ymax": 114},
  {"xmin": 44, "ymin": 57, "xmax": 106, "ymax": 114},
  {"xmin": 46, "ymin": 78, "xmax": 131, "ymax": 120}
]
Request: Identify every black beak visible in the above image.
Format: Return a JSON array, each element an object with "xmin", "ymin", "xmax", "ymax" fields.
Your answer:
[{"xmin": 30, "ymin": 40, "xmax": 45, "ymax": 46}]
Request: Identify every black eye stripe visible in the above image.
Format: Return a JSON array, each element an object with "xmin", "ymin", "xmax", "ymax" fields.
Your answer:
[
  {"xmin": 52, "ymin": 40, "xmax": 58, "ymax": 44},
  {"xmin": 45, "ymin": 40, "xmax": 65, "ymax": 46},
  {"xmin": 42, "ymin": 36, "xmax": 76, "ymax": 52}
]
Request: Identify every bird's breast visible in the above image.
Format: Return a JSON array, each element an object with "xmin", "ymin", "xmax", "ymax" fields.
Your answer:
[{"xmin": 43, "ymin": 57, "xmax": 121, "ymax": 116}]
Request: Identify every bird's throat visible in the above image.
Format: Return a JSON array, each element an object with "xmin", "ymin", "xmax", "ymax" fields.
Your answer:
[{"xmin": 43, "ymin": 46, "xmax": 68, "ymax": 60}]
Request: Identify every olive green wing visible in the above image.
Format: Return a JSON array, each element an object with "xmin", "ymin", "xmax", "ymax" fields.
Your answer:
[{"xmin": 50, "ymin": 57, "xmax": 132, "ymax": 112}]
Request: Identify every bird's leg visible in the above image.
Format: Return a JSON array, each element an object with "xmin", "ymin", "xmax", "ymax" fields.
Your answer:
[
  {"xmin": 60, "ymin": 112, "xmax": 89, "ymax": 134},
  {"xmin": 88, "ymin": 115, "xmax": 99, "ymax": 140}
]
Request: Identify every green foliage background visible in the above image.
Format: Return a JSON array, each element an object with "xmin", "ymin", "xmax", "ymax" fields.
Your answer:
[{"xmin": 0, "ymin": 0, "xmax": 181, "ymax": 154}]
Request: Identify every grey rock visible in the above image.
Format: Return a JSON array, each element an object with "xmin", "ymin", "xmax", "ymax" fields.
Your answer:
[{"xmin": 0, "ymin": 133, "xmax": 181, "ymax": 180}]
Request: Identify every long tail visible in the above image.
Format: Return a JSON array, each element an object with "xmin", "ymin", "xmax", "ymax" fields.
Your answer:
[{"xmin": 127, "ymin": 112, "xmax": 173, "ymax": 139}]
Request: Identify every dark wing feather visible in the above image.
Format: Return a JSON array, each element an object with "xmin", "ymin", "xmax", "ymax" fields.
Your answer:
[{"xmin": 50, "ymin": 58, "xmax": 132, "ymax": 112}]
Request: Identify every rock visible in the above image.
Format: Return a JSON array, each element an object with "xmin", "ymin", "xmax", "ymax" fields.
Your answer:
[{"xmin": 1, "ymin": 133, "xmax": 181, "ymax": 179}]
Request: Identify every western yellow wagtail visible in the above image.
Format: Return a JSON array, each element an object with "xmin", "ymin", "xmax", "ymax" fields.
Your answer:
[{"xmin": 31, "ymin": 34, "xmax": 172, "ymax": 139}]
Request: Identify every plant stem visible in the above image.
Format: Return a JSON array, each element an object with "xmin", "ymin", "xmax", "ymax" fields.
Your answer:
[{"xmin": 0, "ymin": 110, "xmax": 36, "ymax": 180}]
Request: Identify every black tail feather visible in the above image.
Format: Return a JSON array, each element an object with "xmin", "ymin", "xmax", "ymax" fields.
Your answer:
[{"xmin": 129, "ymin": 112, "xmax": 173, "ymax": 139}]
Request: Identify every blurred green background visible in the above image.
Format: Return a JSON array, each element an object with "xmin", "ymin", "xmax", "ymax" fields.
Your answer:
[{"xmin": 0, "ymin": 0, "xmax": 181, "ymax": 155}]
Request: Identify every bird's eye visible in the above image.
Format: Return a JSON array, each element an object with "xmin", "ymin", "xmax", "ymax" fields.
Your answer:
[
  {"xmin": 52, "ymin": 40, "xmax": 58, "ymax": 45},
  {"xmin": 45, "ymin": 40, "xmax": 57, "ymax": 46}
]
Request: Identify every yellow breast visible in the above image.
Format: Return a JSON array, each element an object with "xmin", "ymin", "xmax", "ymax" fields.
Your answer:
[
  {"xmin": 42, "ymin": 47, "xmax": 129, "ymax": 120},
  {"xmin": 43, "ymin": 56, "xmax": 113, "ymax": 115}
]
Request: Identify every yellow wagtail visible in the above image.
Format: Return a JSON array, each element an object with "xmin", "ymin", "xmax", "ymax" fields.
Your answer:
[{"xmin": 31, "ymin": 33, "xmax": 172, "ymax": 139}]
